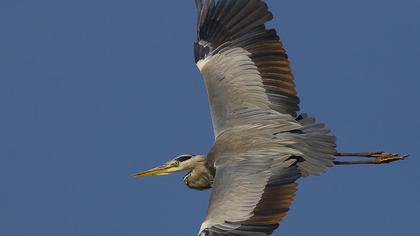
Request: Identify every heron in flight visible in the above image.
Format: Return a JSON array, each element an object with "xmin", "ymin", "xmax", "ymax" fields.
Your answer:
[{"xmin": 133, "ymin": 0, "xmax": 406, "ymax": 235}]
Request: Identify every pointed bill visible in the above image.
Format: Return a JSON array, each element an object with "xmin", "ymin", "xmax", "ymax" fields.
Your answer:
[{"xmin": 132, "ymin": 165, "xmax": 172, "ymax": 178}]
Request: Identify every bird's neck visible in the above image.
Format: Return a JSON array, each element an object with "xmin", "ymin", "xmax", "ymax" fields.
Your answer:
[{"xmin": 183, "ymin": 156, "xmax": 213, "ymax": 190}]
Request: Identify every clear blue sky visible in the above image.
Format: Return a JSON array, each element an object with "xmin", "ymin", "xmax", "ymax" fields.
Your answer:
[{"xmin": 1, "ymin": 0, "xmax": 419, "ymax": 235}]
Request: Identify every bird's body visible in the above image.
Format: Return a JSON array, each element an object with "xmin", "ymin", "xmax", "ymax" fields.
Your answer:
[
  {"xmin": 133, "ymin": 0, "xmax": 405, "ymax": 235},
  {"xmin": 198, "ymin": 114, "xmax": 336, "ymax": 234}
]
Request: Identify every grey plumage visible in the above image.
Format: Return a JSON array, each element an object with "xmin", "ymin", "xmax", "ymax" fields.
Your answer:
[
  {"xmin": 133, "ymin": 1, "xmax": 405, "ymax": 235},
  {"xmin": 195, "ymin": 0, "xmax": 335, "ymax": 234}
]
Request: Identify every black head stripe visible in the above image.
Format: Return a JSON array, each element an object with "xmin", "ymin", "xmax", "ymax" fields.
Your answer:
[{"xmin": 175, "ymin": 155, "xmax": 193, "ymax": 162}]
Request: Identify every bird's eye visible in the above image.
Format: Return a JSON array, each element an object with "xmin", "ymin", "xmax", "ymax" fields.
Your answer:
[{"xmin": 174, "ymin": 161, "xmax": 180, "ymax": 167}]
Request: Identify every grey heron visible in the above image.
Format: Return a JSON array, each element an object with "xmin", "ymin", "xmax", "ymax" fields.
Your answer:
[{"xmin": 133, "ymin": 0, "xmax": 406, "ymax": 235}]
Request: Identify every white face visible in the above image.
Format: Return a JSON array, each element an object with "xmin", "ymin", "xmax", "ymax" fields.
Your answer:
[
  {"xmin": 169, "ymin": 154, "xmax": 195, "ymax": 171},
  {"xmin": 169, "ymin": 154, "xmax": 208, "ymax": 171}
]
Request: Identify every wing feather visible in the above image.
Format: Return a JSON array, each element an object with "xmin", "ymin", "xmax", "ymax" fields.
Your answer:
[
  {"xmin": 199, "ymin": 154, "xmax": 300, "ymax": 236},
  {"xmin": 199, "ymin": 47, "xmax": 299, "ymax": 137},
  {"xmin": 195, "ymin": 0, "xmax": 300, "ymax": 138}
]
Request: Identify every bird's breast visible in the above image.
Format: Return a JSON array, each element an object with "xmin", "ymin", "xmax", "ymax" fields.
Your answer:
[{"xmin": 183, "ymin": 168, "xmax": 214, "ymax": 191}]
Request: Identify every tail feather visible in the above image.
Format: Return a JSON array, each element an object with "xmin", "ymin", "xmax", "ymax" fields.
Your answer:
[{"xmin": 295, "ymin": 113, "xmax": 337, "ymax": 177}]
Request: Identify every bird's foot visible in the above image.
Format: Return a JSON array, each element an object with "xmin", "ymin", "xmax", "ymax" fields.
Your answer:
[{"xmin": 368, "ymin": 152, "xmax": 407, "ymax": 164}]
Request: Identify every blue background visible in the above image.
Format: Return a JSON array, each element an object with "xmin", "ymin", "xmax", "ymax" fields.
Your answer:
[{"xmin": 1, "ymin": 0, "xmax": 419, "ymax": 235}]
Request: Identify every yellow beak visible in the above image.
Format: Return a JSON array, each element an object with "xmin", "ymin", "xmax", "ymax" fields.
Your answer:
[{"xmin": 132, "ymin": 164, "xmax": 172, "ymax": 178}]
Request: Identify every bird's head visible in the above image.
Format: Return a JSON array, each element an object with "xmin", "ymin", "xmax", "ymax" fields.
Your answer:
[{"xmin": 132, "ymin": 154, "xmax": 205, "ymax": 178}]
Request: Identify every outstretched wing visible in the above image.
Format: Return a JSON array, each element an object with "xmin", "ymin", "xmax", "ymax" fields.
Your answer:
[
  {"xmin": 195, "ymin": 0, "xmax": 300, "ymax": 138},
  {"xmin": 199, "ymin": 152, "xmax": 301, "ymax": 236}
]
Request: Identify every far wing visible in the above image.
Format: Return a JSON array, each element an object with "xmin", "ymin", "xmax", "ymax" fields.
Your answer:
[
  {"xmin": 195, "ymin": 0, "xmax": 300, "ymax": 138},
  {"xmin": 199, "ymin": 154, "xmax": 301, "ymax": 236}
]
